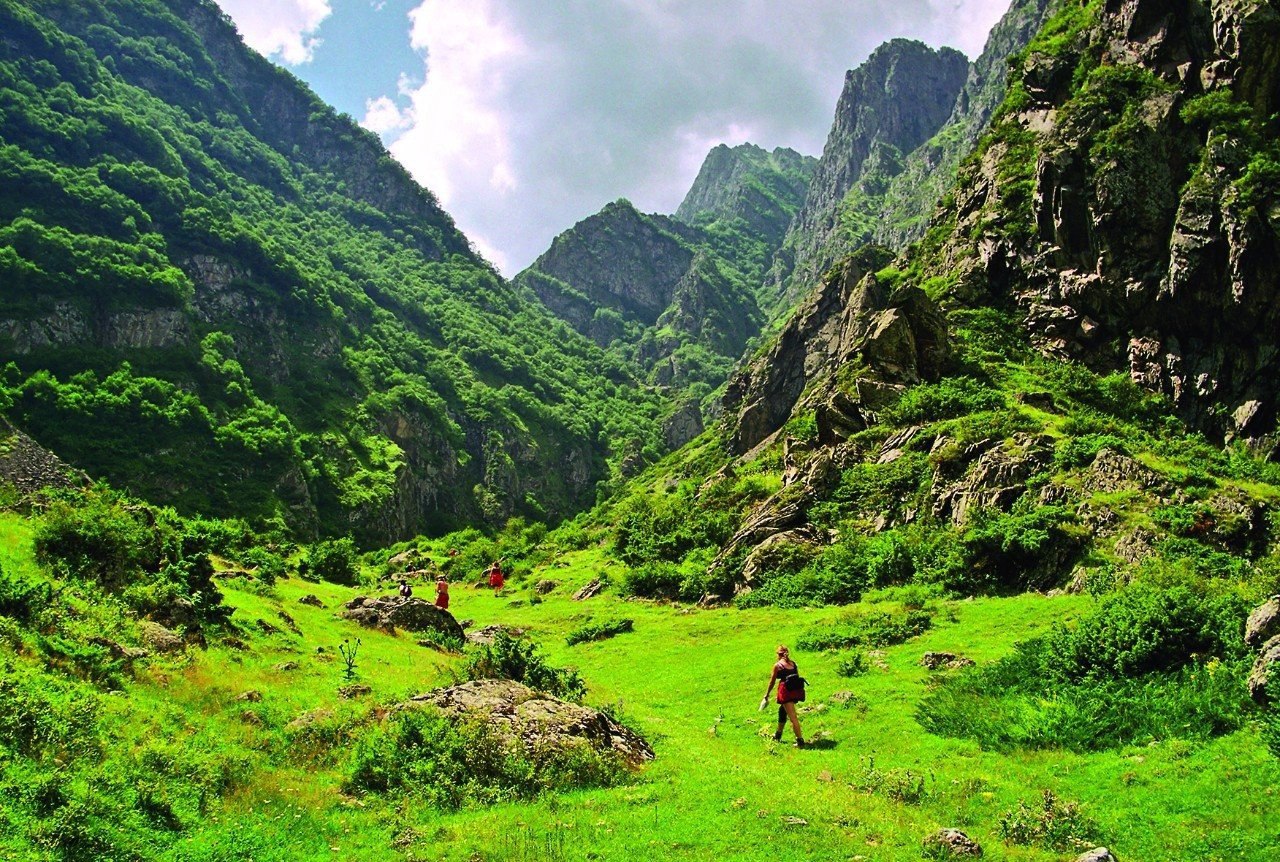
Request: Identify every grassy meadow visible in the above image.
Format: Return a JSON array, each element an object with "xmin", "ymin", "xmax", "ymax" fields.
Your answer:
[{"xmin": 4, "ymin": 510, "xmax": 1275, "ymax": 862}]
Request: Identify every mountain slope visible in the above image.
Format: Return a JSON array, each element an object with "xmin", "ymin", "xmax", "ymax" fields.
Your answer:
[
  {"xmin": 762, "ymin": 39, "xmax": 969, "ymax": 314},
  {"xmin": 515, "ymin": 146, "xmax": 815, "ymax": 403},
  {"xmin": 0, "ymin": 0, "xmax": 662, "ymax": 541},
  {"xmin": 841, "ymin": 0, "xmax": 1061, "ymax": 250}
]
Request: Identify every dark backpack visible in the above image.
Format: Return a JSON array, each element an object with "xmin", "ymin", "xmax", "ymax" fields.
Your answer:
[{"xmin": 781, "ymin": 666, "xmax": 806, "ymax": 702}]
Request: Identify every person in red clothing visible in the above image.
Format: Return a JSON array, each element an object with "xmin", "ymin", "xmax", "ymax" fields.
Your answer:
[
  {"xmin": 486, "ymin": 561, "xmax": 505, "ymax": 596},
  {"xmin": 434, "ymin": 577, "xmax": 450, "ymax": 610},
  {"xmin": 761, "ymin": 644, "xmax": 805, "ymax": 747}
]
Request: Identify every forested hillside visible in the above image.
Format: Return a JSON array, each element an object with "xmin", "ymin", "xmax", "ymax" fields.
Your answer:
[
  {"xmin": 0, "ymin": 0, "xmax": 663, "ymax": 543},
  {"xmin": 515, "ymin": 145, "xmax": 815, "ymax": 408},
  {"xmin": 2, "ymin": 1, "xmax": 1280, "ymax": 860}
]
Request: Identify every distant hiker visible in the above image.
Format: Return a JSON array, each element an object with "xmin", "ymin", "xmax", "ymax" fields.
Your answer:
[
  {"xmin": 487, "ymin": 561, "xmax": 505, "ymax": 596},
  {"xmin": 761, "ymin": 644, "xmax": 805, "ymax": 747},
  {"xmin": 398, "ymin": 580, "xmax": 412, "ymax": 599},
  {"xmin": 435, "ymin": 577, "xmax": 450, "ymax": 610}
]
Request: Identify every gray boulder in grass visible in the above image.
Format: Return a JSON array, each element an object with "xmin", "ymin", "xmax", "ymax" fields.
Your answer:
[
  {"xmin": 340, "ymin": 595, "xmax": 464, "ymax": 642},
  {"xmin": 1245, "ymin": 597, "xmax": 1280, "ymax": 648},
  {"xmin": 408, "ymin": 679, "xmax": 654, "ymax": 767},
  {"xmin": 1075, "ymin": 849, "xmax": 1117, "ymax": 862},
  {"xmin": 922, "ymin": 828, "xmax": 982, "ymax": 857}
]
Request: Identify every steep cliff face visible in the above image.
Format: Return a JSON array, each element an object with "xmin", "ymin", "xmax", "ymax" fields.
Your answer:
[
  {"xmin": 0, "ymin": 0, "xmax": 661, "ymax": 541},
  {"xmin": 764, "ymin": 39, "xmax": 970, "ymax": 313},
  {"xmin": 926, "ymin": 0, "xmax": 1280, "ymax": 451},
  {"xmin": 674, "ymin": 144, "xmax": 816, "ymax": 247},
  {"xmin": 517, "ymin": 143, "xmax": 816, "ymax": 395},
  {"xmin": 844, "ymin": 0, "xmax": 1061, "ymax": 250}
]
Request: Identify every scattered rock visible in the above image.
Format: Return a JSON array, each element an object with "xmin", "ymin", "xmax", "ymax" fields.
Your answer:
[
  {"xmin": 286, "ymin": 708, "xmax": 334, "ymax": 732},
  {"xmin": 534, "ymin": 580, "xmax": 558, "ymax": 595},
  {"xmin": 780, "ymin": 816, "xmax": 808, "ymax": 827},
  {"xmin": 277, "ymin": 610, "xmax": 301, "ymax": 634},
  {"xmin": 1248, "ymin": 634, "xmax": 1280, "ymax": 703},
  {"xmin": 222, "ymin": 637, "xmax": 248, "ymax": 651},
  {"xmin": 1083, "ymin": 449, "xmax": 1165, "ymax": 494},
  {"xmin": 236, "ymin": 690, "xmax": 263, "ymax": 702},
  {"xmin": 921, "ymin": 652, "xmax": 976, "ymax": 671},
  {"xmin": 256, "ymin": 618, "xmax": 283, "ymax": 636},
  {"xmin": 273, "ymin": 661, "xmax": 300, "ymax": 672},
  {"xmin": 458, "ymin": 618, "xmax": 475, "ymax": 630},
  {"xmin": 408, "ymin": 679, "xmax": 653, "ymax": 766},
  {"xmin": 922, "ymin": 828, "xmax": 983, "ymax": 858},
  {"xmin": 574, "ymin": 578, "xmax": 605, "ymax": 601},
  {"xmin": 1245, "ymin": 596, "xmax": 1280, "ymax": 648},
  {"xmin": 339, "ymin": 684, "xmax": 372, "ymax": 699},
  {"xmin": 1075, "ymin": 849, "xmax": 1117, "ymax": 862},
  {"xmin": 339, "ymin": 595, "xmax": 465, "ymax": 643},
  {"xmin": 298, "ymin": 594, "xmax": 325, "ymax": 608},
  {"xmin": 88, "ymin": 637, "xmax": 149, "ymax": 661},
  {"xmin": 465, "ymin": 624, "xmax": 526, "ymax": 646},
  {"xmin": 138, "ymin": 621, "xmax": 185, "ymax": 653},
  {"xmin": 240, "ymin": 710, "xmax": 263, "ymax": 726}
]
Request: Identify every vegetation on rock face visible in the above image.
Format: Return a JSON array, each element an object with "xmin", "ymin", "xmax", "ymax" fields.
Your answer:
[{"xmin": 0, "ymin": 0, "xmax": 663, "ymax": 544}]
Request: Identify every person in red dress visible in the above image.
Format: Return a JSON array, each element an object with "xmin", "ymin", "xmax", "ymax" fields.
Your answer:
[
  {"xmin": 761, "ymin": 644, "xmax": 805, "ymax": 747},
  {"xmin": 486, "ymin": 561, "xmax": 505, "ymax": 596},
  {"xmin": 434, "ymin": 577, "xmax": 450, "ymax": 610}
]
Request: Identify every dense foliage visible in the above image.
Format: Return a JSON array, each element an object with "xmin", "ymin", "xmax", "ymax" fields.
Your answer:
[{"xmin": 0, "ymin": 0, "xmax": 663, "ymax": 543}]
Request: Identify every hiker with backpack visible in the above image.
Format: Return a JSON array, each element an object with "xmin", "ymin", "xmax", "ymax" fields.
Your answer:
[{"xmin": 760, "ymin": 644, "xmax": 806, "ymax": 747}]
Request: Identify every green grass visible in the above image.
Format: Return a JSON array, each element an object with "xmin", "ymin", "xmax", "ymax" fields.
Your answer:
[{"xmin": 2, "ymin": 518, "xmax": 1279, "ymax": 860}]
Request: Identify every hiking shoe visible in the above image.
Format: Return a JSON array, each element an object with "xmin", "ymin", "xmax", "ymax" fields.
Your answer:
[{"xmin": 795, "ymin": 739, "xmax": 805, "ymax": 748}]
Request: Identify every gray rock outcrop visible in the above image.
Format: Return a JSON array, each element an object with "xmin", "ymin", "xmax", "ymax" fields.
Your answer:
[
  {"xmin": 341, "ymin": 595, "xmax": 464, "ymax": 642},
  {"xmin": 408, "ymin": 679, "xmax": 653, "ymax": 766},
  {"xmin": 1244, "ymin": 596, "xmax": 1280, "ymax": 648},
  {"xmin": 922, "ymin": 828, "xmax": 983, "ymax": 857}
]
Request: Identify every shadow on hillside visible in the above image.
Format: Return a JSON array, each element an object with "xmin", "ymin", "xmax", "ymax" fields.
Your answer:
[{"xmin": 804, "ymin": 739, "xmax": 838, "ymax": 750}]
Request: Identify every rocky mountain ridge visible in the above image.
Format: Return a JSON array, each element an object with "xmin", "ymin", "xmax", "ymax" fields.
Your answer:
[{"xmin": 762, "ymin": 39, "xmax": 970, "ymax": 313}]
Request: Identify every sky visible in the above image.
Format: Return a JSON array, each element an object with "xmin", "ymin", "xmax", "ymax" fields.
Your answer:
[{"xmin": 215, "ymin": 0, "xmax": 1012, "ymax": 275}]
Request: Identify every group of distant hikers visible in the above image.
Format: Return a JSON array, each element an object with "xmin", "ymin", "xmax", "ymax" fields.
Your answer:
[
  {"xmin": 396, "ymin": 560, "xmax": 508, "ymax": 610},
  {"xmin": 397, "ymin": 559, "xmax": 806, "ymax": 746}
]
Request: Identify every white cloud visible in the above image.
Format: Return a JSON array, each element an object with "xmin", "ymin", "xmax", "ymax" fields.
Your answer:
[
  {"xmin": 386, "ymin": 0, "xmax": 526, "ymax": 207},
  {"xmin": 362, "ymin": 95, "xmax": 412, "ymax": 135},
  {"xmin": 215, "ymin": 0, "xmax": 332, "ymax": 65},
  {"xmin": 232, "ymin": 1, "xmax": 1020, "ymax": 275}
]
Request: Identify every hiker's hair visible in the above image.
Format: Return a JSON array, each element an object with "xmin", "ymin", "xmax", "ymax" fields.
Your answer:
[{"xmin": 777, "ymin": 645, "xmax": 790, "ymax": 658}]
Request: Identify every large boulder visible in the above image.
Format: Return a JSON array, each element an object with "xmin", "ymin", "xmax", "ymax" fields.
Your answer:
[
  {"xmin": 408, "ymin": 679, "xmax": 653, "ymax": 766},
  {"xmin": 1248, "ymin": 634, "xmax": 1280, "ymax": 704},
  {"xmin": 340, "ymin": 595, "xmax": 464, "ymax": 642},
  {"xmin": 1245, "ymin": 596, "xmax": 1280, "ymax": 648}
]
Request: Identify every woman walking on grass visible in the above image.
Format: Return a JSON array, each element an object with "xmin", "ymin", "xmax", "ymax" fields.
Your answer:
[{"xmin": 762, "ymin": 644, "xmax": 805, "ymax": 747}]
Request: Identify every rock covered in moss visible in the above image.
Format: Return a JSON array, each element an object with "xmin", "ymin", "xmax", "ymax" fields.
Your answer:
[
  {"xmin": 923, "ymin": 827, "xmax": 983, "ymax": 857},
  {"xmin": 408, "ymin": 679, "xmax": 653, "ymax": 766},
  {"xmin": 340, "ymin": 595, "xmax": 464, "ymax": 642}
]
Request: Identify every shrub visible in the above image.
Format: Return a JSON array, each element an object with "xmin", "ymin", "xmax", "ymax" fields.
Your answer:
[
  {"xmin": 881, "ymin": 377, "xmax": 1004, "ymax": 425},
  {"xmin": 622, "ymin": 561, "xmax": 683, "ymax": 600},
  {"xmin": 463, "ymin": 632, "xmax": 586, "ymax": 701},
  {"xmin": 916, "ymin": 585, "xmax": 1255, "ymax": 751},
  {"xmin": 835, "ymin": 653, "xmax": 868, "ymax": 677},
  {"xmin": 308, "ymin": 537, "xmax": 359, "ymax": 585},
  {"xmin": 345, "ymin": 708, "xmax": 627, "ymax": 807},
  {"xmin": 240, "ymin": 546, "xmax": 287, "ymax": 585},
  {"xmin": 566, "ymin": 618, "xmax": 634, "ymax": 646},
  {"xmin": 999, "ymin": 789, "xmax": 1100, "ymax": 852},
  {"xmin": 0, "ymin": 563, "xmax": 54, "ymax": 624},
  {"xmin": 932, "ymin": 506, "xmax": 1085, "ymax": 596}
]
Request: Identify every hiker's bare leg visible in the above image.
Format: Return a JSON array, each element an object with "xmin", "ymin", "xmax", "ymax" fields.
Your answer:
[{"xmin": 783, "ymin": 702, "xmax": 803, "ymax": 741}]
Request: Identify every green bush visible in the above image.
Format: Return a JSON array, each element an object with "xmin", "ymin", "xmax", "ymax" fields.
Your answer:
[
  {"xmin": 998, "ymin": 789, "xmax": 1100, "ymax": 852},
  {"xmin": 0, "ymin": 563, "xmax": 53, "ymax": 624},
  {"xmin": 566, "ymin": 618, "xmax": 634, "ymax": 646},
  {"xmin": 240, "ymin": 546, "xmax": 287, "ymax": 585},
  {"xmin": 836, "ymin": 652, "xmax": 869, "ymax": 677},
  {"xmin": 916, "ymin": 585, "xmax": 1255, "ymax": 751},
  {"xmin": 307, "ymin": 537, "xmax": 360, "ymax": 585},
  {"xmin": 930, "ymin": 506, "xmax": 1085, "ymax": 596},
  {"xmin": 622, "ymin": 561, "xmax": 683, "ymax": 600},
  {"xmin": 881, "ymin": 377, "xmax": 1004, "ymax": 425},
  {"xmin": 463, "ymin": 632, "xmax": 586, "ymax": 701},
  {"xmin": 345, "ymin": 707, "xmax": 628, "ymax": 807}
]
